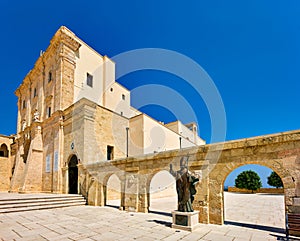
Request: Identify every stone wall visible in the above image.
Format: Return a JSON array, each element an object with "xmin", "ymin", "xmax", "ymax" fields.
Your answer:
[
  {"xmin": 228, "ymin": 187, "xmax": 284, "ymax": 194},
  {"xmin": 80, "ymin": 129, "xmax": 300, "ymax": 231},
  {"xmin": 0, "ymin": 135, "xmax": 14, "ymax": 191}
]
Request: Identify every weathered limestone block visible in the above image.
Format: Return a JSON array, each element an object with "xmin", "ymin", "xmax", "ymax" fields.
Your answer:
[
  {"xmin": 87, "ymin": 180, "xmax": 97, "ymax": 206},
  {"xmin": 124, "ymin": 173, "xmax": 139, "ymax": 212},
  {"xmin": 0, "ymin": 157, "xmax": 11, "ymax": 191},
  {"xmin": 137, "ymin": 175, "xmax": 148, "ymax": 213},
  {"xmin": 19, "ymin": 125, "xmax": 44, "ymax": 192}
]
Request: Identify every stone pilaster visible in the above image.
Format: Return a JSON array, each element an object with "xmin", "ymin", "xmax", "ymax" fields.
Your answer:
[
  {"xmin": 192, "ymin": 167, "xmax": 210, "ymax": 224},
  {"xmin": 124, "ymin": 172, "xmax": 139, "ymax": 212},
  {"xmin": 96, "ymin": 181, "xmax": 105, "ymax": 206},
  {"xmin": 10, "ymin": 139, "xmax": 26, "ymax": 192},
  {"xmin": 137, "ymin": 175, "xmax": 149, "ymax": 213},
  {"xmin": 54, "ymin": 28, "xmax": 81, "ymax": 111},
  {"xmin": 19, "ymin": 122, "xmax": 44, "ymax": 192}
]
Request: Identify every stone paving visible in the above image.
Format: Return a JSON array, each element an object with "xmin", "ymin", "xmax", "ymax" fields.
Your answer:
[
  {"xmin": 224, "ymin": 192, "xmax": 285, "ymax": 229},
  {"xmin": 0, "ymin": 192, "xmax": 296, "ymax": 241}
]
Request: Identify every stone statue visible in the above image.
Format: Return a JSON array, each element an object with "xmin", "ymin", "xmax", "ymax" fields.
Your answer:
[
  {"xmin": 170, "ymin": 156, "xmax": 199, "ymax": 212},
  {"xmin": 21, "ymin": 120, "xmax": 27, "ymax": 131},
  {"xmin": 33, "ymin": 109, "xmax": 40, "ymax": 122}
]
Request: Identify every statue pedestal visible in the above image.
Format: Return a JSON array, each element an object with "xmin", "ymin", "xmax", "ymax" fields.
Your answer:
[{"xmin": 171, "ymin": 210, "xmax": 200, "ymax": 232}]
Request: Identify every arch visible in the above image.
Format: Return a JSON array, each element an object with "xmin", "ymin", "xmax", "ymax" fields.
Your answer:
[
  {"xmin": 0, "ymin": 144, "xmax": 9, "ymax": 157},
  {"xmin": 148, "ymin": 170, "xmax": 177, "ymax": 213},
  {"xmin": 68, "ymin": 155, "xmax": 78, "ymax": 194},
  {"xmin": 208, "ymin": 158, "xmax": 295, "ymax": 225},
  {"xmin": 220, "ymin": 161, "xmax": 294, "ymax": 191},
  {"xmin": 223, "ymin": 164, "xmax": 285, "ymax": 229},
  {"xmin": 103, "ymin": 173, "xmax": 122, "ymax": 207},
  {"xmin": 224, "ymin": 164, "xmax": 284, "ymax": 190},
  {"xmin": 146, "ymin": 168, "xmax": 171, "ymax": 191}
]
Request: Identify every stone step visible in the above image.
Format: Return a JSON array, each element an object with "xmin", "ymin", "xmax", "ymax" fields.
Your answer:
[
  {"xmin": 0, "ymin": 199, "xmax": 86, "ymax": 210},
  {"xmin": 0, "ymin": 202, "xmax": 85, "ymax": 213},
  {"xmin": 0, "ymin": 193, "xmax": 82, "ymax": 201},
  {"xmin": 0, "ymin": 194, "xmax": 86, "ymax": 213},
  {"xmin": 0, "ymin": 196, "xmax": 84, "ymax": 205}
]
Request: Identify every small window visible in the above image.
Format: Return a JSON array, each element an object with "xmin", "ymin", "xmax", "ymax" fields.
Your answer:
[
  {"xmin": 120, "ymin": 111, "xmax": 123, "ymax": 116},
  {"xmin": 87, "ymin": 73, "xmax": 93, "ymax": 87},
  {"xmin": 107, "ymin": 145, "xmax": 114, "ymax": 160},
  {"xmin": 47, "ymin": 107, "xmax": 51, "ymax": 118},
  {"xmin": 122, "ymin": 94, "xmax": 125, "ymax": 100},
  {"xmin": 22, "ymin": 100, "xmax": 26, "ymax": 109},
  {"xmin": 110, "ymin": 88, "xmax": 113, "ymax": 92},
  {"xmin": 33, "ymin": 88, "xmax": 37, "ymax": 97},
  {"xmin": 0, "ymin": 144, "xmax": 8, "ymax": 157},
  {"xmin": 48, "ymin": 71, "xmax": 52, "ymax": 83}
]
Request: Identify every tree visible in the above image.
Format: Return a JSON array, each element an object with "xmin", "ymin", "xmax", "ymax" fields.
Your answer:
[
  {"xmin": 235, "ymin": 170, "xmax": 262, "ymax": 193},
  {"xmin": 267, "ymin": 171, "xmax": 283, "ymax": 188}
]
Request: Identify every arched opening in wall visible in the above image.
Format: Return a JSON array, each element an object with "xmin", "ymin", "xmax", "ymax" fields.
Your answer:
[
  {"xmin": 105, "ymin": 174, "xmax": 121, "ymax": 208},
  {"xmin": 149, "ymin": 170, "xmax": 177, "ymax": 214},
  {"xmin": 223, "ymin": 164, "xmax": 285, "ymax": 230},
  {"xmin": 68, "ymin": 155, "xmax": 78, "ymax": 194},
  {"xmin": 0, "ymin": 144, "xmax": 8, "ymax": 157}
]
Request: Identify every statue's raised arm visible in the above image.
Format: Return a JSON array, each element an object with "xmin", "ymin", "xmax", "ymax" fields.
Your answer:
[{"xmin": 169, "ymin": 163, "xmax": 176, "ymax": 177}]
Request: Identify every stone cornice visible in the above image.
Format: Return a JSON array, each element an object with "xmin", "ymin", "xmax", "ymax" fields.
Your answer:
[
  {"xmin": 51, "ymin": 26, "xmax": 81, "ymax": 52},
  {"xmin": 42, "ymin": 110, "xmax": 64, "ymax": 130},
  {"xmin": 15, "ymin": 26, "xmax": 81, "ymax": 96}
]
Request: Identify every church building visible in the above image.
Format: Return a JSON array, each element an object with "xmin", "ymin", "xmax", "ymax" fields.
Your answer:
[{"xmin": 0, "ymin": 26, "xmax": 205, "ymax": 194}]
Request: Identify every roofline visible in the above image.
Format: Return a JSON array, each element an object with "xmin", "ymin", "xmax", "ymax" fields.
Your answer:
[{"xmin": 0, "ymin": 134, "xmax": 15, "ymax": 139}]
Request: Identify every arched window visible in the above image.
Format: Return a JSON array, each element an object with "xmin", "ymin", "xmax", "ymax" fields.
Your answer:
[{"xmin": 0, "ymin": 144, "xmax": 9, "ymax": 157}]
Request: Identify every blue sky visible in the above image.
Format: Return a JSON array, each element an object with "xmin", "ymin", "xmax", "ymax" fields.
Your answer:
[{"xmin": 1, "ymin": 1, "xmax": 299, "ymax": 187}]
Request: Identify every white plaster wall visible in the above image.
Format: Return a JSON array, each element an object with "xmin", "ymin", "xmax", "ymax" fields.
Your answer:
[
  {"xmin": 179, "ymin": 122, "xmax": 197, "ymax": 142},
  {"xmin": 103, "ymin": 82, "xmax": 131, "ymax": 117},
  {"xmin": 74, "ymin": 41, "xmax": 106, "ymax": 106},
  {"xmin": 143, "ymin": 115, "xmax": 181, "ymax": 154},
  {"xmin": 195, "ymin": 135, "xmax": 206, "ymax": 145},
  {"xmin": 165, "ymin": 121, "xmax": 205, "ymax": 146},
  {"xmin": 180, "ymin": 136, "xmax": 197, "ymax": 149},
  {"xmin": 129, "ymin": 115, "xmax": 144, "ymax": 156},
  {"xmin": 103, "ymin": 56, "xmax": 115, "ymax": 94},
  {"xmin": 129, "ymin": 107, "xmax": 142, "ymax": 118},
  {"xmin": 164, "ymin": 121, "xmax": 179, "ymax": 133}
]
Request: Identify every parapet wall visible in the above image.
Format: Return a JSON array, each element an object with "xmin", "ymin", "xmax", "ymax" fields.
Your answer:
[{"xmin": 227, "ymin": 187, "xmax": 284, "ymax": 194}]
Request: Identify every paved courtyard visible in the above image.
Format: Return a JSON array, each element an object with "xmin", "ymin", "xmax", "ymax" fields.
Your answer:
[{"xmin": 0, "ymin": 192, "xmax": 296, "ymax": 241}]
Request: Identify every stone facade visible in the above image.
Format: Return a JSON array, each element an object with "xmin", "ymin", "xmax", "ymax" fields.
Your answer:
[
  {"xmin": 7, "ymin": 26, "xmax": 203, "ymax": 194},
  {"xmin": 11, "ymin": 27, "xmax": 81, "ymax": 193},
  {"xmin": 1, "ymin": 26, "xmax": 300, "ymax": 236}
]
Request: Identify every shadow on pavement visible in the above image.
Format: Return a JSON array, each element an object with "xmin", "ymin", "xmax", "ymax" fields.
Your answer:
[
  {"xmin": 149, "ymin": 210, "xmax": 172, "ymax": 217},
  {"xmin": 225, "ymin": 220, "xmax": 285, "ymax": 234},
  {"xmin": 105, "ymin": 204, "xmax": 119, "ymax": 209},
  {"xmin": 147, "ymin": 219, "xmax": 172, "ymax": 227},
  {"xmin": 271, "ymin": 234, "xmax": 300, "ymax": 241}
]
